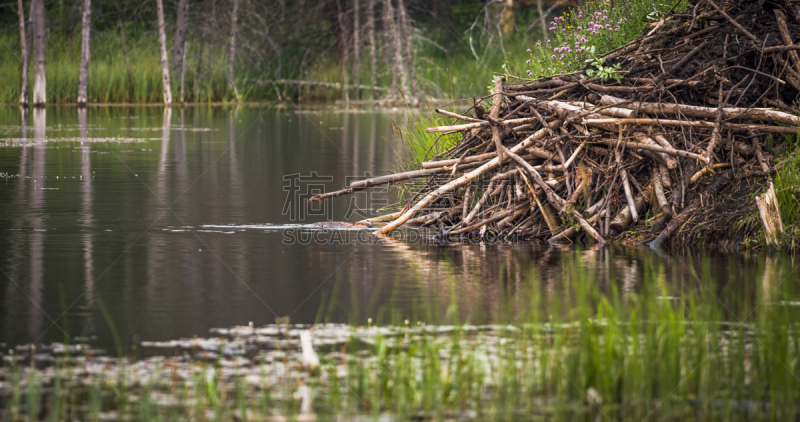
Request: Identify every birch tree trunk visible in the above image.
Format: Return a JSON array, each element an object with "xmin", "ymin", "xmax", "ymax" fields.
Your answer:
[
  {"xmin": 383, "ymin": 0, "xmax": 407, "ymax": 96},
  {"xmin": 353, "ymin": 0, "xmax": 361, "ymax": 95},
  {"xmin": 382, "ymin": 0, "xmax": 397, "ymax": 91},
  {"xmin": 156, "ymin": 0, "xmax": 172, "ymax": 105},
  {"xmin": 17, "ymin": 0, "xmax": 29, "ymax": 106},
  {"xmin": 77, "ymin": 0, "xmax": 91, "ymax": 106},
  {"xmin": 398, "ymin": 0, "xmax": 416, "ymax": 100},
  {"xmin": 32, "ymin": 0, "xmax": 45, "ymax": 107},
  {"xmin": 172, "ymin": 0, "xmax": 189, "ymax": 77},
  {"xmin": 367, "ymin": 0, "xmax": 377, "ymax": 97},
  {"xmin": 335, "ymin": 0, "xmax": 349, "ymax": 102},
  {"xmin": 228, "ymin": 0, "xmax": 240, "ymax": 102}
]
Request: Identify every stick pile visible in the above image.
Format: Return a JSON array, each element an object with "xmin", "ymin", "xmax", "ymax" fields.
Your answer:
[{"xmin": 313, "ymin": 0, "xmax": 800, "ymax": 247}]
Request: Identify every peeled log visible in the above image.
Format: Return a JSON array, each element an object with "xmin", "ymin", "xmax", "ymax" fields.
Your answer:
[
  {"xmin": 755, "ymin": 182, "xmax": 784, "ymax": 247},
  {"xmin": 609, "ymin": 192, "xmax": 648, "ymax": 234},
  {"xmin": 599, "ymin": 95, "xmax": 800, "ymax": 126},
  {"xmin": 635, "ymin": 133, "xmax": 677, "ymax": 169}
]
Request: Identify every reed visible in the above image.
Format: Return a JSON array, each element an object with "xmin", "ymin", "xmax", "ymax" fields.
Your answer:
[{"xmin": 2, "ymin": 250, "xmax": 797, "ymax": 420}]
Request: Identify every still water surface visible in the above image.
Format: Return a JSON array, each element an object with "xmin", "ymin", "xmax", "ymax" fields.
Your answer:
[{"xmin": 0, "ymin": 106, "xmax": 796, "ymax": 351}]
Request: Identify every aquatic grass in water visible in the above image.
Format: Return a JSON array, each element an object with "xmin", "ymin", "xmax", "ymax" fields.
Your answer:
[{"xmin": 1, "ymin": 250, "xmax": 798, "ymax": 420}]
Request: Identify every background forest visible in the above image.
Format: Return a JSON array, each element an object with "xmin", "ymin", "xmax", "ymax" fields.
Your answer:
[{"xmin": 0, "ymin": 0, "xmax": 574, "ymax": 103}]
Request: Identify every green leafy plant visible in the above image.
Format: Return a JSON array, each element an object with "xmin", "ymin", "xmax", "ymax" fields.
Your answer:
[{"xmin": 583, "ymin": 46, "xmax": 622, "ymax": 83}]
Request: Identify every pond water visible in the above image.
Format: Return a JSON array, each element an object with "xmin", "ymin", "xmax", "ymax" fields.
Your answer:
[{"xmin": 0, "ymin": 105, "xmax": 796, "ymax": 353}]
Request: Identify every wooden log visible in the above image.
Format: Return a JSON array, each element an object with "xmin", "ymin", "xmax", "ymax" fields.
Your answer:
[
  {"xmin": 376, "ymin": 121, "xmax": 562, "ymax": 234},
  {"xmin": 423, "ymin": 149, "xmax": 532, "ymax": 169},
  {"xmin": 435, "ymin": 109, "xmax": 484, "ymax": 123},
  {"xmin": 462, "ymin": 185, "xmax": 471, "ymax": 221},
  {"xmin": 405, "ymin": 208, "xmax": 459, "ymax": 225},
  {"xmin": 533, "ymin": 191, "xmax": 559, "ymax": 235},
  {"xmin": 256, "ymin": 79, "xmax": 389, "ymax": 92},
  {"xmin": 489, "ymin": 76, "xmax": 506, "ymax": 162},
  {"xmin": 599, "ymin": 95, "xmax": 800, "ymax": 126},
  {"xmin": 596, "ymin": 139, "xmax": 707, "ymax": 162},
  {"xmin": 649, "ymin": 169, "xmax": 733, "ymax": 249},
  {"xmin": 548, "ymin": 210, "xmax": 606, "ymax": 243},
  {"xmin": 616, "ymin": 149, "xmax": 639, "ymax": 223},
  {"xmin": 498, "ymin": 201, "xmax": 531, "ymax": 227},
  {"xmin": 463, "ymin": 180, "xmax": 495, "ymax": 225},
  {"xmin": 609, "ymin": 191, "xmax": 648, "ymax": 234},
  {"xmin": 659, "ymin": 164, "xmax": 672, "ymax": 189},
  {"xmin": 705, "ymin": 0, "xmax": 761, "ymax": 44},
  {"xmin": 753, "ymin": 140, "xmax": 771, "ymax": 172},
  {"xmin": 569, "ymin": 101, "xmax": 636, "ymax": 118},
  {"xmin": 506, "ymin": 79, "xmax": 566, "ymax": 90},
  {"xmin": 775, "ymin": 9, "xmax": 800, "ymax": 75},
  {"xmin": 653, "ymin": 170, "xmax": 671, "ymax": 215},
  {"xmin": 635, "ymin": 133, "xmax": 677, "ymax": 169},
  {"xmin": 755, "ymin": 182, "xmax": 784, "ymax": 247},
  {"xmin": 451, "ymin": 200, "xmax": 529, "ymax": 234},
  {"xmin": 425, "ymin": 116, "xmax": 539, "ymax": 133},
  {"xmin": 359, "ymin": 211, "xmax": 403, "ymax": 224},
  {"xmin": 584, "ymin": 82, "xmax": 653, "ymax": 93},
  {"xmin": 623, "ymin": 77, "xmax": 701, "ymax": 86},
  {"xmin": 689, "ymin": 163, "xmax": 731, "ymax": 184},
  {"xmin": 582, "ymin": 118, "xmax": 799, "ymax": 135}
]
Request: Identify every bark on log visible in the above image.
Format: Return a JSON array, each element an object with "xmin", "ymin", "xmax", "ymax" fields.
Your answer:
[
  {"xmin": 775, "ymin": 9, "xmax": 800, "ymax": 76},
  {"xmin": 649, "ymin": 169, "xmax": 733, "ymax": 249},
  {"xmin": 616, "ymin": 149, "xmax": 639, "ymax": 223},
  {"xmin": 425, "ymin": 116, "xmax": 538, "ymax": 133},
  {"xmin": 609, "ymin": 191, "xmax": 648, "ymax": 233},
  {"xmin": 596, "ymin": 139, "xmax": 707, "ymax": 162},
  {"xmin": 582, "ymin": 118, "xmax": 799, "ymax": 135},
  {"xmin": 599, "ymin": 95, "xmax": 800, "ymax": 126}
]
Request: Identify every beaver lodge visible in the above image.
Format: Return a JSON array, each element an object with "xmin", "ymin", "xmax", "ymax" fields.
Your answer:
[{"xmin": 313, "ymin": 0, "xmax": 799, "ymax": 248}]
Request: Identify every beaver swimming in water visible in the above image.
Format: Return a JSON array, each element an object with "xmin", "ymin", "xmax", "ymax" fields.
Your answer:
[{"xmin": 310, "ymin": 221, "xmax": 373, "ymax": 229}]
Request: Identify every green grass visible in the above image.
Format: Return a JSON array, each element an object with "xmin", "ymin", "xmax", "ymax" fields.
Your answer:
[
  {"xmin": 516, "ymin": 0, "xmax": 688, "ymax": 80},
  {"xmin": 2, "ymin": 250, "xmax": 799, "ymax": 420}
]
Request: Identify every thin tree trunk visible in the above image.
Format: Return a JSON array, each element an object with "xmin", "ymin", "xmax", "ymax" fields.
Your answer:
[
  {"xmin": 172, "ymin": 0, "xmax": 189, "ymax": 77},
  {"xmin": 500, "ymin": 0, "xmax": 514, "ymax": 38},
  {"xmin": 367, "ymin": 0, "xmax": 377, "ymax": 98},
  {"xmin": 537, "ymin": 0, "xmax": 547, "ymax": 41},
  {"xmin": 384, "ymin": 0, "xmax": 406, "ymax": 96},
  {"xmin": 156, "ymin": 0, "xmax": 172, "ymax": 105},
  {"xmin": 77, "ymin": 0, "xmax": 91, "ymax": 106},
  {"xmin": 228, "ymin": 0, "xmax": 240, "ymax": 101},
  {"xmin": 353, "ymin": 0, "xmax": 361, "ymax": 98},
  {"xmin": 398, "ymin": 0, "xmax": 416, "ymax": 100},
  {"xmin": 17, "ymin": 0, "xmax": 29, "ymax": 106},
  {"xmin": 335, "ymin": 0, "xmax": 349, "ymax": 102},
  {"xmin": 180, "ymin": 41, "xmax": 188, "ymax": 104},
  {"xmin": 382, "ymin": 0, "xmax": 397, "ymax": 90},
  {"xmin": 195, "ymin": 0, "xmax": 211, "ymax": 100},
  {"xmin": 32, "ymin": 0, "xmax": 45, "ymax": 107}
]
